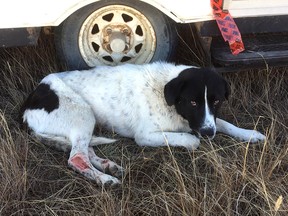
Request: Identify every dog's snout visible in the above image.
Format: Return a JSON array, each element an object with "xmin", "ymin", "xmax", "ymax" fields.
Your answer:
[{"xmin": 199, "ymin": 128, "xmax": 215, "ymax": 138}]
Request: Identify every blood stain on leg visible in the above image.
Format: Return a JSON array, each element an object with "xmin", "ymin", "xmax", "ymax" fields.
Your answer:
[{"xmin": 69, "ymin": 154, "xmax": 90, "ymax": 171}]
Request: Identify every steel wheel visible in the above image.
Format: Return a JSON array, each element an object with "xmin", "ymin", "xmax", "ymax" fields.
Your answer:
[
  {"xmin": 55, "ymin": 0, "xmax": 177, "ymax": 69},
  {"xmin": 79, "ymin": 5, "xmax": 156, "ymax": 66}
]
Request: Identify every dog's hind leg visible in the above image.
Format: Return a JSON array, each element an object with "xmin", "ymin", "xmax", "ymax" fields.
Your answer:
[
  {"xmin": 58, "ymin": 101, "xmax": 120, "ymax": 185},
  {"xmin": 216, "ymin": 118, "xmax": 266, "ymax": 142},
  {"xmin": 44, "ymin": 118, "xmax": 121, "ymax": 185},
  {"xmin": 88, "ymin": 147, "xmax": 124, "ymax": 178},
  {"xmin": 67, "ymin": 124, "xmax": 121, "ymax": 184},
  {"xmin": 68, "ymin": 134, "xmax": 121, "ymax": 186}
]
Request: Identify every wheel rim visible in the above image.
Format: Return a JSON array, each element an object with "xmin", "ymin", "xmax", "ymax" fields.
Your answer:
[{"xmin": 78, "ymin": 5, "xmax": 156, "ymax": 66}]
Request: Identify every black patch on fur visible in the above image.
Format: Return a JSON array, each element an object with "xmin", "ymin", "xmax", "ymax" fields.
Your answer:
[{"xmin": 19, "ymin": 83, "xmax": 59, "ymax": 124}]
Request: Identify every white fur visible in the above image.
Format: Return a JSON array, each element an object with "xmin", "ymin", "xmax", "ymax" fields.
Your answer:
[
  {"xmin": 22, "ymin": 62, "xmax": 266, "ymax": 185},
  {"xmin": 200, "ymin": 86, "xmax": 216, "ymax": 137}
]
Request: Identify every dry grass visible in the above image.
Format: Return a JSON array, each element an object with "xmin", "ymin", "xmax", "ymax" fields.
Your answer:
[{"xmin": 0, "ymin": 32, "xmax": 287, "ymax": 216}]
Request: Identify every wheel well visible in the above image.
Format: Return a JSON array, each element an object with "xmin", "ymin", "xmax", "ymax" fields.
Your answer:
[{"xmin": 55, "ymin": 0, "xmax": 181, "ymax": 26}]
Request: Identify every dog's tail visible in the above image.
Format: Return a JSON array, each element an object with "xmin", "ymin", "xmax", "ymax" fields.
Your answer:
[
  {"xmin": 90, "ymin": 136, "xmax": 118, "ymax": 145},
  {"xmin": 34, "ymin": 133, "xmax": 117, "ymax": 146}
]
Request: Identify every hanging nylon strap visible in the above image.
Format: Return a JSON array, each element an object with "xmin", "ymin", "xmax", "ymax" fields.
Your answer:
[{"xmin": 211, "ymin": 0, "xmax": 245, "ymax": 55}]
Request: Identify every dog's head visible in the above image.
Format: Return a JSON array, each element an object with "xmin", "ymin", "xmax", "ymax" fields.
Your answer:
[{"xmin": 164, "ymin": 67, "xmax": 230, "ymax": 139}]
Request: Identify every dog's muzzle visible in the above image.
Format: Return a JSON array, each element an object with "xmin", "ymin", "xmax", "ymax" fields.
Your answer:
[{"xmin": 199, "ymin": 127, "xmax": 216, "ymax": 139}]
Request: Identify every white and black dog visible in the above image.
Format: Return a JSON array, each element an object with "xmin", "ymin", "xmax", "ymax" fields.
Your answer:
[{"xmin": 20, "ymin": 62, "xmax": 265, "ymax": 186}]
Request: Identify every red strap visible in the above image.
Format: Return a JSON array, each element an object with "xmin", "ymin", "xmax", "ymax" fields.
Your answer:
[{"xmin": 211, "ymin": 0, "xmax": 245, "ymax": 55}]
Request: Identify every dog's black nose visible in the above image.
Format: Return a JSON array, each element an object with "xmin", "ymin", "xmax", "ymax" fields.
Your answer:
[{"xmin": 199, "ymin": 128, "xmax": 215, "ymax": 138}]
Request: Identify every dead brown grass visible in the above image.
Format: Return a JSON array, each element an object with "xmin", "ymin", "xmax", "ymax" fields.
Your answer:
[{"xmin": 0, "ymin": 33, "xmax": 287, "ymax": 215}]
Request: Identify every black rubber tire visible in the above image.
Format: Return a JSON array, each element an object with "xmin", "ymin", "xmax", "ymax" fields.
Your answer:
[{"xmin": 55, "ymin": 0, "xmax": 177, "ymax": 70}]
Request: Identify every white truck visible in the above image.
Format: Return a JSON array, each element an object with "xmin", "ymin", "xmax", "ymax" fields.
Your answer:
[{"xmin": 1, "ymin": 0, "xmax": 288, "ymax": 69}]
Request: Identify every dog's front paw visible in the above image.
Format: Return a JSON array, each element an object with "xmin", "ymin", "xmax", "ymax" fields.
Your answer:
[{"xmin": 239, "ymin": 129, "xmax": 266, "ymax": 143}]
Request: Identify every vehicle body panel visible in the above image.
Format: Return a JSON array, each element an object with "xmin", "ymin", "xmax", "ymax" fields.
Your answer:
[
  {"xmin": 1, "ymin": 0, "xmax": 288, "ymax": 29},
  {"xmin": 224, "ymin": 0, "xmax": 288, "ymax": 17}
]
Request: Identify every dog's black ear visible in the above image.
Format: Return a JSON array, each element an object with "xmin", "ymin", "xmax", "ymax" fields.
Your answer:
[
  {"xmin": 223, "ymin": 79, "xmax": 230, "ymax": 100},
  {"xmin": 164, "ymin": 76, "xmax": 184, "ymax": 106}
]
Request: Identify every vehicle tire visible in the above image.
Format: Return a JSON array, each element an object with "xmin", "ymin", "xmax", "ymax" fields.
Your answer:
[{"xmin": 55, "ymin": 0, "xmax": 177, "ymax": 70}]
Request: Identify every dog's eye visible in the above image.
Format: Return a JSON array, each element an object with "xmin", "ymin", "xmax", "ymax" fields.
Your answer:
[
  {"xmin": 214, "ymin": 100, "xmax": 220, "ymax": 106},
  {"xmin": 191, "ymin": 101, "xmax": 197, "ymax": 106}
]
